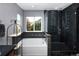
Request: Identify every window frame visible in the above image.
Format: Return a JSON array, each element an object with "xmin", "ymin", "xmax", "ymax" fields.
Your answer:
[
  {"xmin": 16, "ymin": 14, "xmax": 21, "ymax": 34},
  {"xmin": 25, "ymin": 16, "xmax": 42, "ymax": 32}
]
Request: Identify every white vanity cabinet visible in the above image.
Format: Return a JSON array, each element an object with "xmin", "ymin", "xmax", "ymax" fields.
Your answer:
[{"xmin": 22, "ymin": 38, "xmax": 47, "ymax": 56}]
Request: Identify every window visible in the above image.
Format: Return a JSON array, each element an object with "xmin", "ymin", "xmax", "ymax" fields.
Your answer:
[
  {"xmin": 16, "ymin": 14, "xmax": 21, "ymax": 34},
  {"xmin": 26, "ymin": 17, "xmax": 42, "ymax": 31}
]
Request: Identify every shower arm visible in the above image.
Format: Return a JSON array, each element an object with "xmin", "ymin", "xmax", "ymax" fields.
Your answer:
[{"xmin": 6, "ymin": 22, "xmax": 21, "ymax": 45}]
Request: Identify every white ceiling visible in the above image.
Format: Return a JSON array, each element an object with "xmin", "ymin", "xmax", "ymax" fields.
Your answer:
[{"xmin": 17, "ymin": 3, "xmax": 72, "ymax": 10}]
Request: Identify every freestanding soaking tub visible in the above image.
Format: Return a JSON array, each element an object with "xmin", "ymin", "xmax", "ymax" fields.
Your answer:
[{"xmin": 22, "ymin": 38, "xmax": 47, "ymax": 56}]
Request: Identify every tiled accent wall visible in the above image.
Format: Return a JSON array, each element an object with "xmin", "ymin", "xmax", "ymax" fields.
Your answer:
[{"xmin": 21, "ymin": 32, "xmax": 45, "ymax": 38}]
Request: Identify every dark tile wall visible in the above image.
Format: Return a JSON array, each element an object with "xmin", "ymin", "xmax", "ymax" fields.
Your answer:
[
  {"xmin": 47, "ymin": 3, "xmax": 79, "ymax": 55},
  {"xmin": 47, "ymin": 10, "xmax": 65, "ymax": 55},
  {"xmin": 62, "ymin": 6, "xmax": 75, "ymax": 49},
  {"xmin": 75, "ymin": 5, "xmax": 79, "ymax": 52},
  {"xmin": 21, "ymin": 32, "xmax": 45, "ymax": 38},
  {"xmin": 48, "ymin": 10, "xmax": 59, "ymax": 42},
  {"xmin": 62, "ymin": 3, "xmax": 79, "ymax": 52}
]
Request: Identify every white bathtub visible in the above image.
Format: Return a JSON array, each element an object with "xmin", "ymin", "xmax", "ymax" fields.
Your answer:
[{"xmin": 22, "ymin": 38, "xmax": 47, "ymax": 56}]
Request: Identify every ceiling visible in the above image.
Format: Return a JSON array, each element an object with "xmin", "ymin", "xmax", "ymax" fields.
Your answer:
[{"xmin": 17, "ymin": 3, "xmax": 72, "ymax": 10}]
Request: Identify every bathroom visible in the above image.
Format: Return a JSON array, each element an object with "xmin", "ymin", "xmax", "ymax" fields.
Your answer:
[{"xmin": 0, "ymin": 3, "xmax": 79, "ymax": 56}]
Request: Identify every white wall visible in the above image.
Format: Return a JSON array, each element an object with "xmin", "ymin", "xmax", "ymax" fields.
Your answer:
[
  {"xmin": 0, "ymin": 3, "xmax": 23, "ymax": 45},
  {"xmin": 23, "ymin": 10, "xmax": 45, "ymax": 32}
]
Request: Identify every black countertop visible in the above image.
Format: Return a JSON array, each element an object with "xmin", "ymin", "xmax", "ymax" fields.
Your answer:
[
  {"xmin": 21, "ymin": 32, "xmax": 46, "ymax": 38},
  {"xmin": 0, "ymin": 45, "xmax": 15, "ymax": 56}
]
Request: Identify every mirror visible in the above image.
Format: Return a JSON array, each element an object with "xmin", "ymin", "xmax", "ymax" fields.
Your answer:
[{"xmin": 0, "ymin": 24, "xmax": 5, "ymax": 37}]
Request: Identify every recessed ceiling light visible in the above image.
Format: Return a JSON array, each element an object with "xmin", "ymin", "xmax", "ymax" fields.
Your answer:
[{"xmin": 32, "ymin": 5, "xmax": 35, "ymax": 8}]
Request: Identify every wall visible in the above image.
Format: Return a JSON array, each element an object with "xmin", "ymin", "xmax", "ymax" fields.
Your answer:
[
  {"xmin": 0, "ymin": 3, "xmax": 23, "ymax": 45},
  {"xmin": 23, "ymin": 10, "xmax": 46, "ymax": 32},
  {"xmin": 61, "ymin": 3, "xmax": 79, "ymax": 49},
  {"xmin": 62, "ymin": 3, "xmax": 79, "ymax": 52}
]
